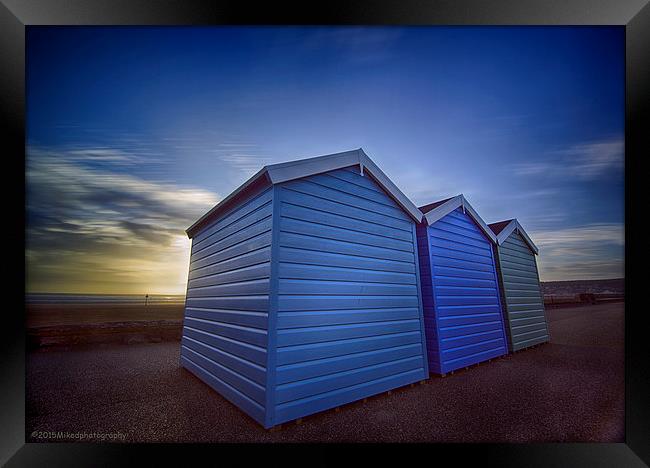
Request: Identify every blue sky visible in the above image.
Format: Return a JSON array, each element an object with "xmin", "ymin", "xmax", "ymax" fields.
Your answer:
[{"xmin": 26, "ymin": 26, "xmax": 624, "ymax": 293}]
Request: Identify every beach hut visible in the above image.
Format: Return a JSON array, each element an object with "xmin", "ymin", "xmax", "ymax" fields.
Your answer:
[
  {"xmin": 417, "ymin": 195, "xmax": 508, "ymax": 375},
  {"xmin": 488, "ymin": 219, "xmax": 549, "ymax": 352},
  {"xmin": 181, "ymin": 148, "xmax": 429, "ymax": 428}
]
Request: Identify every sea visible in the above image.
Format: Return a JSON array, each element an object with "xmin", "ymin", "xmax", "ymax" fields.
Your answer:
[{"xmin": 26, "ymin": 293, "xmax": 186, "ymax": 305}]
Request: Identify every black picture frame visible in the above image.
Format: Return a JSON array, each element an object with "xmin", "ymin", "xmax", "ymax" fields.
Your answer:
[{"xmin": 2, "ymin": 0, "xmax": 647, "ymax": 465}]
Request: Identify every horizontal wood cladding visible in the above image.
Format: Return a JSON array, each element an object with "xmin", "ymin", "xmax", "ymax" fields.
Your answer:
[
  {"xmin": 271, "ymin": 167, "xmax": 427, "ymax": 424},
  {"xmin": 419, "ymin": 208, "xmax": 508, "ymax": 374},
  {"xmin": 181, "ymin": 164, "xmax": 429, "ymax": 428},
  {"xmin": 181, "ymin": 185, "xmax": 272, "ymax": 426},
  {"xmin": 496, "ymin": 231, "xmax": 549, "ymax": 351}
]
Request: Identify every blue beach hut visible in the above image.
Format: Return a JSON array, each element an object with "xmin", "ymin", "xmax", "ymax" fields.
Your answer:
[
  {"xmin": 488, "ymin": 219, "xmax": 549, "ymax": 352},
  {"xmin": 416, "ymin": 195, "xmax": 508, "ymax": 375},
  {"xmin": 181, "ymin": 148, "xmax": 429, "ymax": 428}
]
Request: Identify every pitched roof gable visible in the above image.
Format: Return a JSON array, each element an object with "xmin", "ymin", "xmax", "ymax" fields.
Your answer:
[
  {"xmin": 418, "ymin": 197, "xmax": 454, "ymax": 214},
  {"xmin": 488, "ymin": 219, "xmax": 539, "ymax": 254},
  {"xmin": 186, "ymin": 148, "xmax": 423, "ymax": 238},
  {"xmin": 419, "ymin": 194, "xmax": 498, "ymax": 244},
  {"xmin": 488, "ymin": 219, "xmax": 514, "ymax": 236}
]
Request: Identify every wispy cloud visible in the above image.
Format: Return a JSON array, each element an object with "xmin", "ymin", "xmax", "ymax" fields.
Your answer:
[
  {"xmin": 210, "ymin": 143, "xmax": 274, "ymax": 178},
  {"xmin": 511, "ymin": 162, "xmax": 550, "ymax": 177},
  {"xmin": 532, "ymin": 223, "xmax": 624, "ymax": 248},
  {"xmin": 532, "ymin": 223, "xmax": 624, "ymax": 281},
  {"xmin": 554, "ymin": 138, "xmax": 624, "ymax": 178},
  {"xmin": 218, "ymin": 153, "xmax": 273, "ymax": 176},
  {"xmin": 66, "ymin": 148, "xmax": 136, "ymax": 162},
  {"xmin": 512, "ymin": 136, "xmax": 624, "ymax": 180},
  {"xmin": 538, "ymin": 258, "xmax": 624, "ymax": 282},
  {"xmin": 26, "ymin": 145, "xmax": 219, "ymax": 294}
]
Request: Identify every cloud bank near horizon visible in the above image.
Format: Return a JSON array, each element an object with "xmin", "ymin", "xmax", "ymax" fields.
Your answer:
[
  {"xmin": 25, "ymin": 140, "xmax": 624, "ymax": 293},
  {"xmin": 26, "ymin": 145, "xmax": 220, "ymax": 294}
]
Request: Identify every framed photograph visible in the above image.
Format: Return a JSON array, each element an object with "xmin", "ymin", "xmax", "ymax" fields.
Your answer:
[{"xmin": 2, "ymin": 0, "xmax": 647, "ymax": 465}]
